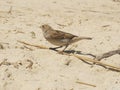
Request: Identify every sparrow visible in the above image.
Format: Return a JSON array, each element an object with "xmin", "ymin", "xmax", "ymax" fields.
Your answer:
[{"xmin": 40, "ymin": 24, "xmax": 92, "ymax": 51}]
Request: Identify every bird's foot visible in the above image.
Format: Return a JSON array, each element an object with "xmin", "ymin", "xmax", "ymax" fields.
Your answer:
[
  {"xmin": 49, "ymin": 47, "xmax": 57, "ymax": 50},
  {"xmin": 57, "ymin": 50, "xmax": 64, "ymax": 54}
]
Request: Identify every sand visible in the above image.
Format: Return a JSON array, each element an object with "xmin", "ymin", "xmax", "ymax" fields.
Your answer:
[{"xmin": 0, "ymin": 0, "xmax": 120, "ymax": 90}]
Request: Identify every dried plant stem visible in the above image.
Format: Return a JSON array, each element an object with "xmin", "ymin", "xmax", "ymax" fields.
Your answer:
[
  {"xmin": 95, "ymin": 49, "xmax": 120, "ymax": 60},
  {"xmin": 17, "ymin": 40, "xmax": 48, "ymax": 49},
  {"xmin": 76, "ymin": 81, "xmax": 96, "ymax": 87},
  {"xmin": 18, "ymin": 40, "xmax": 120, "ymax": 72},
  {"xmin": 73, "ymin": 54, "xmax": 120, "ymax": 71}
]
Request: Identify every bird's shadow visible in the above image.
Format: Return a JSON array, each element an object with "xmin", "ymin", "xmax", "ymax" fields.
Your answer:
[
  {"xmin": 49, "ymin": 48, "xmax": 96, "ymax": 57},
  {"xmin": 49, "ymin": 48, "xmax": 96, "ymax": 65}
]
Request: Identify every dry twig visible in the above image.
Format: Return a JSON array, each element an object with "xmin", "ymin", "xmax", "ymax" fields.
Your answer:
[
  {"xmin": 73, "ymin": 54, "xmax": 120, "ymax": 72},
  {"xmin": 95, "ymin": 49, "xmax": 120, "ymax": 61},
  {"xmin": 76, "ymin": 81, "xmax": 96, "ymax": 87},
  {"xmin": 17, "ymin": 40, "xmax": 120, "ymax": 72},
  {"xmin": 17, "ymin": 40, "xmax": 48, "ymax": 49}
]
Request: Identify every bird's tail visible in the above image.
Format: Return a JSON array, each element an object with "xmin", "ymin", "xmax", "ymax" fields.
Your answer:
[
  {"xmin": 71, "ymin": 36, "xmax": 92, "ymax": 43},
  {"xmin": 79, "ymin": 37, "xmax": 92, "ymax": 40}
]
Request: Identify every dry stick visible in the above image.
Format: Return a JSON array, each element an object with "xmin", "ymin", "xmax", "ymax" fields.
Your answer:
[
  {"xmin": 58, "ymin": 51, "xmax": 120, "ymax": 71},
  {"xmin": 17, "ymin": 40, "xmax": 120, "ymax": 72},
  {"xmin": 95, "ymin": 49, "xmax": 120, "ymax": 61},
  {"xmin": 76, "ymin": 81, "xmax": 96, "ymax": 87},
  {"xmin": 59, "ymin": 51, "xmax": 120, "ymax": 71},
  {"xmin": 17, "ymin": 40, "xmax": 48, "ymax": 49},
  {"xmin": 73, "ymin": 54, "xmax": 120, "ymax": 71}
]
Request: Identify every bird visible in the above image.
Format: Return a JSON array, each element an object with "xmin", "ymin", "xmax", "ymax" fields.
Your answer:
[{"xmin": 40, "ymin": 24, "xmax": 92, "ymax": 51}]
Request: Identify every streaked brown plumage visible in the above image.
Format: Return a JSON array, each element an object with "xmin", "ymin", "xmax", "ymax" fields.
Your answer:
[{"xmin": 40, "ymin": 24, "xmax": 92, "ymax": 51}]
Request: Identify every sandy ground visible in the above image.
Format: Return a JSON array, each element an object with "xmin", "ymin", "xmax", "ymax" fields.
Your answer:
[{"xmin": 0, "ymin": 0, "xmax": 120, "ymax": 90}]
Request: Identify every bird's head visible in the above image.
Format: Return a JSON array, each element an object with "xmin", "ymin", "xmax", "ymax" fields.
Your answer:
[{"xmin": 40, "ymin": 24, "xmax": 52, "ymax": 31}]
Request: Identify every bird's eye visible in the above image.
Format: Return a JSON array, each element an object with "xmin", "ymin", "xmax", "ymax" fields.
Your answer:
[{"xmin": 42, "ymin": 25, "xmax": 44, "ymax": 28}]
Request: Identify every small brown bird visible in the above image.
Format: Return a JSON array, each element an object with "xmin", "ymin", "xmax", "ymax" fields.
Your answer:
[{"xmin": 40, "ymin": 24, "xmax": 92, "ymax": 51}]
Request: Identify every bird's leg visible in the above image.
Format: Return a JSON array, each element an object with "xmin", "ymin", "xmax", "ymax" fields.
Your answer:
[
  {"xmin": 62, "ymin": 44, "xmax": 69, "ymax": 51},
  {"xmin": 49, "ymin": 46, "xmax": 63, "ymax": 50},
  {"xmin": 56, "ymin": 45, "xmax": 69, "ymax": 54}
]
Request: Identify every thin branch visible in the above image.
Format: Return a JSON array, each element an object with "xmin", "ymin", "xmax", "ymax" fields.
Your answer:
[
  {"xmin": 73, "ymin": 54, "xmax": 120, "ymax": 72},
  {"xmin": 95, "ymin": 49, "xmax": 120, "ymax": 61},
  {"xmin": 76, "ymin": 81, "xmax": 96, "ymax": 87},
  {"xmin": 17, "ymin": 40, "xmax": 48, "ymax": 49},
  {"xmin": 17, "ymin": 40, "xmax": 120, "ymax": 72}
]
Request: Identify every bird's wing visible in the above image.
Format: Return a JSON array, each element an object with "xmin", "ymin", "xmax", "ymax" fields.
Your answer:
[{"xmin": 50, "ymin": 30, "xmax": 77, "ymax": 39}]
